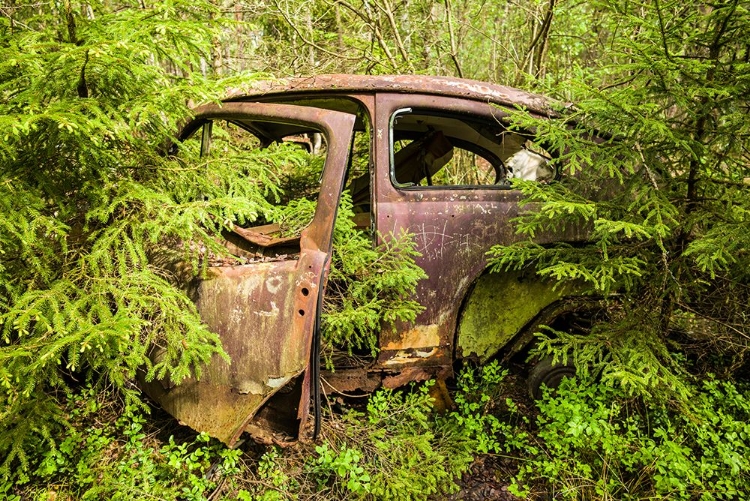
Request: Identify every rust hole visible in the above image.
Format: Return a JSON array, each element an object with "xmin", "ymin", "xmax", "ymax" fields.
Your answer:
[
  {"xmin": 301, "ymin": 287, "xmax": 310, "ymax": 296},
  {"xmin": 298, "ymin": 309, "xmax": 305, "ymax": 316}
]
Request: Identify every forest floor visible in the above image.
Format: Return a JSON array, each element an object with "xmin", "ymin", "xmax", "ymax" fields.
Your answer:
[
  {"xmin": 446, "ymin": 372, "xmax": 533, "ymax": 501},
  {"xmin": 447, "ymin": 455, "xmax": 521, "ymax": 501}
]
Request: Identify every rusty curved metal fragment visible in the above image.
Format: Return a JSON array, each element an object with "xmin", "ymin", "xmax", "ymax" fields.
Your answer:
[
  {"xmin": 223, "ymin": 74, "xmax": 557, "ymax": 117},
  {"xmin": 140, "ymin": 102, "xmax": 355, "ymax": 445}
]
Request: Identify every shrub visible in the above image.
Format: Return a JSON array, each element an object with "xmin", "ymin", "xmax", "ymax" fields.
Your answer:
[
  {"xmin": 0, "ymin": 0, "xmax": 268, "ymax": 474},
  {"xmin": 306, "ymin": 382, "xmax": 470, "ymax": 500},
  {"xmin": 0, "ymin": 386, "xmax": 242, "ymax": 500},
  {"xmin": 510, "ymin": 377, "xmax": 750, "ymax": 500},
  {"xmin": 238, "ymin": 362, "xmax": 516, "ymax": 501}
]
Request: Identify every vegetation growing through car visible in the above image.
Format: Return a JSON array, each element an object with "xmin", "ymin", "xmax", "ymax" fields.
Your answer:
[
  {"xmin": 198, "ymin": 120, "xmax": 426, "ymax": 364},
  {"xmin": 272, "ymin": 195, "xmax": 426, "ymax": 364},
  {"xmin": 2, "ymin": 0, "xmax": 749, "ymax": 498},
  {"xmin": 0, "ymin": 1, "xmax": 426, "ymax": 478}
]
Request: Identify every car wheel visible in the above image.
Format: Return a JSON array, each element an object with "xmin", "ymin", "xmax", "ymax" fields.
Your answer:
[{"xmin": 527, "ymin": 355, "xmax": 576, "ymax": 400}]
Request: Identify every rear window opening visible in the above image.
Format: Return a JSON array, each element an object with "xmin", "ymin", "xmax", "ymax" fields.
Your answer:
[{"xmin": 389, "ymin": 108, "xmax": 555, "ymax": 188}]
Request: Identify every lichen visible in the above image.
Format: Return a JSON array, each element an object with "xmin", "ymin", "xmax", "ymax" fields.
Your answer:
[{"xmin": 457, "ymin": 270, "xmax": 569, "ymax": 362}]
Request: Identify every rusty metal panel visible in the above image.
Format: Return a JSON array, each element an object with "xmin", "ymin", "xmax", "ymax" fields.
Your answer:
[
  {"xmin": 141, "ymin": 102, "xmax": 355, "ymax": 445},
  {"xmin": 375, "ymin": 192, "xmax": 520, "ymax": 368},
  {"xmin": 456, "ymin": 270, "xmax": 571, "ymax": 362},
  {"xmin": 141, "ymin": 257, "xmax": 320, "ymax": 444},
  {"xmin": 223, "ymin": 74, "xmax": 556, "ymax": 117},
  {"xmin": 369, "ymin": 92, "xmax": 582, "ymax": 371},
  {"xmin": 368, "ymin": 94, "xmax": 505, "ymax": 368}
]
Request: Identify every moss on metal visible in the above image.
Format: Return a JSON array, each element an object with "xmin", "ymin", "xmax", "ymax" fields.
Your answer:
[{"xmin": 456, "ymin": 271, "xmax": 569, "ymax": 363}]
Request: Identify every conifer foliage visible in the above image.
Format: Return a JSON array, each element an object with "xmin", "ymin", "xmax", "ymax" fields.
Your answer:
[
  {"xmin": 488, "ymin": 0, "xmax": 750, "ymax": 398},
  {"xmin": 0, "ymin": 0, "xmax": 262, "ymax": 471}
]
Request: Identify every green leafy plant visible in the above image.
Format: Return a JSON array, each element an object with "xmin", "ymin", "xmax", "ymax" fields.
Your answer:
[
  {"xmin": 311, "ymin": 443, "xmax": 371, "ymax": 496},
  {"xmin": 445, "ymin": 362, "xmax": 533, "ymax": 455},
  {"xmin": 254, "ymin": 447, "xmax": 300, "ymax": 501},
  {"xmin": 0, "ymin": 386, "xmax": 242, "ymax": 500},
  {"xmin": 295, "ymin": 362, "xmax": 523, "ymax": 500},
  {"xmin": 509, "ymin": 377, "xmax": 750, "ymax": 500},
  {"xmin": 304, "ymin": 382, "xmax": 464, "ymax": 500}
]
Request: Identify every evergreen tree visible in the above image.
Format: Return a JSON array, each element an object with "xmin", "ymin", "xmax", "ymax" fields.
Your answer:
[
  {"xmin": 488, "ymin": 0, "xmax": 750, "ymax": 400},
  {"xmin": 0, "ymin": 0, "xmax": 265, "ymax": 472},
  {"xmin": 0, "ymin": 0, "xmax": 429, "ymax": 477}
]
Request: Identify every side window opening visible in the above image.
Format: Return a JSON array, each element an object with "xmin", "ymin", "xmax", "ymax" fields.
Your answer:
[
  {"xmin": 176, "ymin": 118, "xmax": 330, "ymax": 262},
  {"xmin": 342, "ymin": 118, "xmax": 373, "ymax": 230},
  {"xmin": 389, "ymin": 109, "xmax": 555, "ymax": 188}
]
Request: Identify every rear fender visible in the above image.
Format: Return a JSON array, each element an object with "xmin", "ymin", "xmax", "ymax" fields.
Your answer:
[{"xmin": 455, "ymin": 269, "xmax": 580, "ymax": 363}]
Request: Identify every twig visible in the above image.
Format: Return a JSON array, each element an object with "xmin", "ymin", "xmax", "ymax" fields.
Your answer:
[
  {"xmin": 443, "ymin": 0, "xmax": 463, "ymax": 78},
  {"xmin": 270, "ymin": 0, "xmax": 366, "ymax": 62}
]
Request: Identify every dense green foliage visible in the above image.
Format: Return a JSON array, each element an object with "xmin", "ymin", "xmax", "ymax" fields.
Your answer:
[
  {"xmin": 0, "ymin": 0, "xmax": 248, "ymax": 473},
  {"xmin": 232, "ymin": 364, "xmax": 750, "ymax": 501},
  {"xmin": 1, "ymin": 387, "xmax": 242, "ymax": 500},
  {"xmin": 0, "ymin": 0, "xmax": 428, "ymax": 483},
  {"xmin": 1, "ymin": 364, "xmax": 503, "ymax": 500},
  {"xmin": 2, "ymin": 0, "xmax": 749, "ymax": 498},
  {"xmin": 488, "ymin": 0, "xmax": 750, "ymax": 402},
  {"xmin": 510, "ymin": 377, "xmax": 750, "ymax": 499},
  {"xmin": 212, "ymin": 363, "xmax": 517, "ymax": 501},
  {"xmin": 5, "ymin": 364, "xmax": 750, "ymax": 500}
]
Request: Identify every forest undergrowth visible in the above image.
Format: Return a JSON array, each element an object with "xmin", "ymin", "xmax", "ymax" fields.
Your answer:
[{"xmin": 4, "ymin": 355, "xmax": 749, "ymax": 500}]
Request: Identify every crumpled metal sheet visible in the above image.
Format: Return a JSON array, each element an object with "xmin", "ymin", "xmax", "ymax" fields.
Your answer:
[
  {"xmin": 141, "ymin": 258, "xmax": 320, "ymax": 444},
  {"xmin": 140, "ymin": 102, "xmax": 355, "ymax": 446}
]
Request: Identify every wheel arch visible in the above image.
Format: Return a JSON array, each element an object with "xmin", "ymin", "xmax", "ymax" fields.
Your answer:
[{"xmin": 454, "ymin": 267, "xmax": 603, "ymax": 365}]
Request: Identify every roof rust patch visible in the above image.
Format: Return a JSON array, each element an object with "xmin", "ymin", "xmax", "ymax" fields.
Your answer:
[{"xmin": 224, "ymin": 74, "xmax": 557, "ymax": 116}]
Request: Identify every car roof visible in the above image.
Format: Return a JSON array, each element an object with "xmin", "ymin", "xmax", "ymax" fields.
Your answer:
[{"xmin": 224, "ymin": 74, "xmax": 557, "ymax": 117}]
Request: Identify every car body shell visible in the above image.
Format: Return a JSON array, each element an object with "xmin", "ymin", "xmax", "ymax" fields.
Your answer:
[{"xmin": 140, "ymin": 75, "xmax": 591, "ymax": 445}]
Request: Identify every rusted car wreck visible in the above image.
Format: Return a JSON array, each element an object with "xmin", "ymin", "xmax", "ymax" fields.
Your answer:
[{"xmin": 141, "ymin": 75, "xmax": 590, "ymax": 446}]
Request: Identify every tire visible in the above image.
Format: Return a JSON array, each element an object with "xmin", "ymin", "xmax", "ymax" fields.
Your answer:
[{"xmin": 527, "ymin": 356, "xmax": 576, "ymax": 400}]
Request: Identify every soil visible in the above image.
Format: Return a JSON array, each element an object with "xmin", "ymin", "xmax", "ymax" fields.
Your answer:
[{"xmin": 447, "ymin": 455, "xmax": 523, "ymax": 501}]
